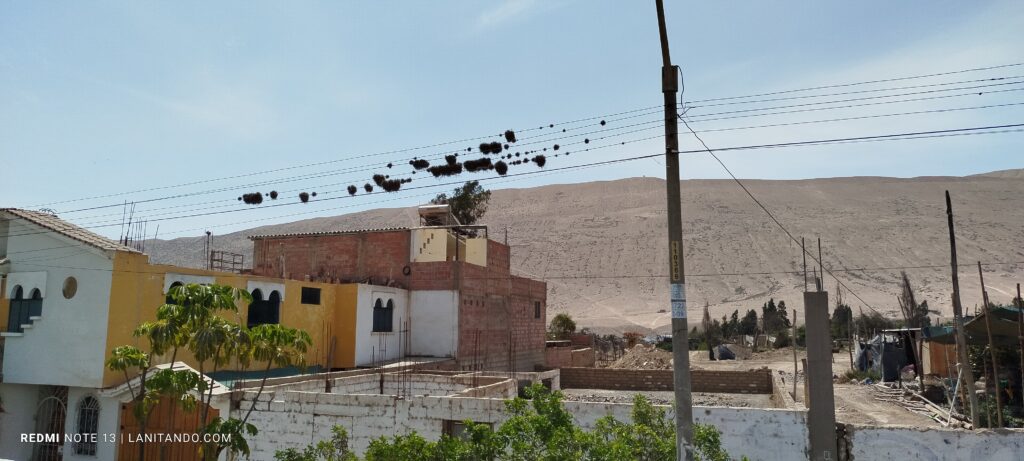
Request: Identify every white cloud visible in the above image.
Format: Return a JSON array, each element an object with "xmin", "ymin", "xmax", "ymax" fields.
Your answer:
[{"xmin": 476, "ymin": 0, "xmax": 540, "ymax": 30}]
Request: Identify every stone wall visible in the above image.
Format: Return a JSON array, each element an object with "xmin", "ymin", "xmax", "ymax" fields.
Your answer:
[{"xmin": 560, "ymin": 367, "xmax": 773, "ymax": 394}]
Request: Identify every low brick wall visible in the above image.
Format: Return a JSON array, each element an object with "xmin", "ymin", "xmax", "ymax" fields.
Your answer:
[
  {"xmin": 545, "ymin": 346, "xmax": 573, "ymax": 368},
  {"xmin": 571, "ymin": 348, "xmax": 596, "ymax": 367},
  {"xmin": 559, "ymin": 367, "xmax": 772, "ymax": 394}
]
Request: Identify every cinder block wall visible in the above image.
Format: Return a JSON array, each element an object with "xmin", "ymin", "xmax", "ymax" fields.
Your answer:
[{"xmin": 559, "ymin": 367, "xmax": 772, "ymax": 394}]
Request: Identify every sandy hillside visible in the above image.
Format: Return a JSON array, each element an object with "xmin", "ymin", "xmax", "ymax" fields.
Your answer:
[{"xmin": 145, "ymin": 169, "xmax": 1024, "ymax": 334}]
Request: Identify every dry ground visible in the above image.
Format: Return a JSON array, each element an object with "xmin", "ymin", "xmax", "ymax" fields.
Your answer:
[{"xmin": 691, "ymin": 346, "xmax": 942, "ymax": 427}]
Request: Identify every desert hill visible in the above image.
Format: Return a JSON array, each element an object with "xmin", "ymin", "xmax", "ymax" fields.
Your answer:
[{"xmin": 145, "ymin": 170, "xmax": 1024, "ymax": 333}]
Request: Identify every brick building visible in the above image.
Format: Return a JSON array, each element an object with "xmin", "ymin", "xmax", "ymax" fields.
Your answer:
[{"xmin": 248, "ymin": 206, "xmax": 547, "ymax": 371}]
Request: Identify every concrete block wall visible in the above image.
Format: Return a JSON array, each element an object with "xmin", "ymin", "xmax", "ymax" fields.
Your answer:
[
  {"xmin": 559, "ymin": 367, "xmax": 773, "ymax": 394},
  {"xmin": 237, "ymin": 388, "xmax": 808, "ymax": 461}
]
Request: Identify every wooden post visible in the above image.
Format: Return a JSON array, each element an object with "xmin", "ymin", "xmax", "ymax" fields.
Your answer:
[
  {"xmin": 945, "ymin": 191, "xmax": 980, "ymax": 426},
  {"xmin": 793, "ymin": 308, "xmax": 798, "ymax": 400},
  {"xmin": 977, "ymin": 261, "xmax": 1003, "ymax": 426}
]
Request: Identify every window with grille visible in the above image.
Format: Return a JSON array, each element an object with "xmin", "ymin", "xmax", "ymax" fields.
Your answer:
[
  {"xmin": 75, "ymin": 396, "xmax": 100, "ymax": 456},
  {"xmin": 534, "ymin": 301, "xmax": 541, "ymax": 319}
]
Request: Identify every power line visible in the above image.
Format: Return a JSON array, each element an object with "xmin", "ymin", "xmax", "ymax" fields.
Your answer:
[
  {"xmin": 27, "ymin": 66, "xmax": 1024, "ymax": 217},
  {"xmin": 56, "ymin": 95, "xmax": 1024, "ymax": 226},
  {"xmin": 7, "ymin": 121, "xmax": 1024, "ymax": 241},
  {"xmin": 686, "ymin": 62, "xmax": 1024, "ymax": 104},
  {"xmin": 685, "ymin": 79, "xmax": 1024, "ymax": 119}
]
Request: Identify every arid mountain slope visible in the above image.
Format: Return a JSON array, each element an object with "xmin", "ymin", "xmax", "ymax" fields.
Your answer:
[{"xmin": 146, "ymin": 171, "xmax": 1024, "ymax": 333}]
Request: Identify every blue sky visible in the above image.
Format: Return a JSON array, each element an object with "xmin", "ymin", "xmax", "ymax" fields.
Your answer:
[{"xmin": 2, "ymin": 1, "xmax": 1022, "ymax": 239}]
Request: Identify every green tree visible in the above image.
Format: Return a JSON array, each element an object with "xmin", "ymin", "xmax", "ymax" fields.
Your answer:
[
  {"xmin": 738, "ymin": 310, "xmax": 758, "ymax": 336},
  {"xmin": 548, "ymin": 313, "xmax": 577, "ymax": 340},
  {"xmin": 107, "ymin": 283, "xmax": 311, "ymax": 460},
  {"xmin": 431, "ymin": 180, "xmax": 492, "ymax": 225},
  {"xmin": 831, "ymin": 303, "xmax": 853, "ymax": 339}
]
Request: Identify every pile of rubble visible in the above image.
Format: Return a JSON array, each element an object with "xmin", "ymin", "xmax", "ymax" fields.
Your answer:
[{"xmin": 608, "ymin": 344, "xmax": 675, "ymax": 369}]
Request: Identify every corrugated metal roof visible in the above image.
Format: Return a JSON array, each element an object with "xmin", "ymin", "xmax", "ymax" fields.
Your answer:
[
  {"xmin": 1, "ymin": 208, "xmax": 142, "ymax": 254},
  {"xmin": 248, "ymin": 226, "xmax": 411, "ymax": 240}
]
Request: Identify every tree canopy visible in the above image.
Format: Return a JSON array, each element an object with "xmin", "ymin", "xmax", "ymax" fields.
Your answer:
[{"xmin": 431, "ymin": 180, "xmax": 491, "ymax": 225}]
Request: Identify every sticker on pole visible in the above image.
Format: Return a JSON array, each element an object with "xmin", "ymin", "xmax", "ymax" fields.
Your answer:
[{"xmin": 670, "ymin": 283, "xmax": 686, "ymax": 318}]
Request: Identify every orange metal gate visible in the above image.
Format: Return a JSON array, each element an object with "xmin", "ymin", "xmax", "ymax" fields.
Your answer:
[{"xmin": 116, "ymin": 398, "xmax": 219, "ymax": 461}]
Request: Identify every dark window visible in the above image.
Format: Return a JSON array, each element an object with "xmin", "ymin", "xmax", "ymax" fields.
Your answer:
[
  {"xmin": 444, "ymin": 420, "xmax": 492, "ymax": 439},
  {"xmin": 372, "ymin": 298, "xmax": 393, "ymax": 332},
  {"xmin": 28, "ymin": 289, "xmax": 42, "ymax": 318},
  {"xmin": 75, "ymin": 396, "xmax": 100, "ymax": 455},
  {"xmin": 301, "ymin": 287, "xmax": 321, "ymax": 305},
  {"xmin": 7, "ymin": 285, "xmax": 28, "ymax": 333},
  {"xmin": 165, "ymin": 281, "xmax": 183, "ymax": 305},
  {"xmin": 247, "ymin": 289, "xmax": 281, "ymax": 328},
  {"xmin": 534, "ymin": 301, "xmax": 541, "ymax": 319}
]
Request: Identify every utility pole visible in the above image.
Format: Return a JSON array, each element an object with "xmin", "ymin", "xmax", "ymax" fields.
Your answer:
[
  {"xmin": 977, "ymin": 261, "xmax": 1003, "ymax": 426},
  {"xmin": 945, "ymin": 191, "xmax": 979, "ymax": 427},
  {"xmin": 1016, "ymin": 283, "xmax": 1023, "ymax": 406},
  {"xmin": 654, "ymin": 1, "xmax": 694, "ymax": 459}
]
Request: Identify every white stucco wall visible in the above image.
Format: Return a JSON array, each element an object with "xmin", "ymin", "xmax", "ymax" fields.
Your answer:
[
  {"xmin": 849, "ymin": 425, "xmax": 1024, "ymax": 460},
  {"xmin": 409, "ymin": 290, "xmax": 459, "ymax": 358},
  {"xmin": 353, "ymin": 285, "xmax": 409, "ymax": 366},
  {"xmin": 2, "ymin": 218, "xmax": 114, "ymax": 388},
  {"xmin": 60, "ymin": 387, "xmax": 121, "ymax": 461},
  {"xmin": 5, "ymin": 271, "xmax": 47, "ymax": 298},
  {"xmin": 246, "ymin": 280, "xmax": 286, "ymax": 300},
  {"xmin": 0, "ymin": 383, "xmax": 40, "ymax": 461}
]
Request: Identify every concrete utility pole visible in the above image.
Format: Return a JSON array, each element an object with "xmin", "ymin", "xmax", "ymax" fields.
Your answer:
[
  {"xmin": 978, "ymin": 261, "xmax": 1003, "ymax": 426},
  {"xmin": 1016, "ymin": 283, "xmax": 1023, "ymax": 405},
  {"xmin": 945, "ymin": 191, "xmax": 980, "ymax": 427},
  {"xmin": 805, "ymin": 291, "xmax": 837, "ymax": 461},
  {"xmin": 654, "ymin": 1, "xmax": 694, "ymax": 459}
]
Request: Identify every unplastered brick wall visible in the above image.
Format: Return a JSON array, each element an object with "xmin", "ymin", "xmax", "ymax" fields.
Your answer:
[
  {"xmin": 251, "ymin": 231, "xmax": 412, "ymax": 284},
  {"xmin": 545, "ymin": 346, "xmax": 572, "ymax": 368},
  {"xmin": 559, "ymin": 367, "xmax": 773, "ymax": 394},
  {"xmin": 237, "ymin": 387, "xmax": 808, "ymax": 461}
]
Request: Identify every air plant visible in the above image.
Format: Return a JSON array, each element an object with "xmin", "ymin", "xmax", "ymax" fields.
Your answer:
[
  {"xmin": 495, "ymin": 160, "xmax": 508, "ymax": 175},
  {"xmin": 553, "ymin": 144, "xmax": 559, "ymax": 150},
  {"xmin": 299, "ymin": 192, "xmax": 310, "ymax": 203},
  {"xmin": 311, "ymin": 192, "xmax": 317, "ymax": 197},
  {"xmin": 445, "ymin": 154, "xmax": 458, "ymax": 166},
  {"xmin": 348, "ymin": 185, "xmax": 358, "ymax": 195},
  {"xmin": 427, "ymin": 163, "xmax": 463, "ymax": 177},
  {"xmin": 373, "ymin": 174, "xmax": 386, "ymax": 186},
  {"xmin": 381, "ymin": 179, "xmax": 403, "ymax": 192},
  {"xmin": 463, "ymin": 157, "xmax": 493, "ymax": 172},
  {"xmin": 269, "ymin": 190, "xmax": 279, "ymax": 199},
  {"xmin": 387, "ymin": 163, "xmax": 393, "ymax": 168},
  {"xmin": 584, "ymin": 138, "xmax": 590, "ymax": 144},
  {"xmin": 600, "ymin": 120, "xmax": 606, "ymax": 126},
  {"xmin": 533, "ymin": 155, "xmax": 546, "ymax": 167},
  {"xmin": 242, "ymin": 192, "xmax": 264, "ymax": 205},
  {"xmin": 504, "ymin": 130, "xmax": 517, "ymax": 143},
  {"xmin": 549, "ymin": 124, "xmax": 554, "ymax": 128},
  {"xmin": 411, "ymin": 159, "xmax": 430, "ymax": 169},
  {"xmin": 364, "ymin": 183, "xmax": 374, "ymax": 193},
  {"xmin": 478, "ymin": 142, "xmax": 503, "ymax": 154}
]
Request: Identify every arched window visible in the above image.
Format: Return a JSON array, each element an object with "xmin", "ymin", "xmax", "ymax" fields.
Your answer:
[
  {"xmin": 372, "ymin": 298, "xmax": 393, "ymax": 332},
  {"xmin": 165, "ymin": 281, "xmax": 183, "ymax": 305},
  {"xmin": 247, "ymin": 289, "xmax": 280, "ymax": 328},
  {"xmin": 7, "ymin": 285, "xmax": 27, "ymax": 333},
  {"xmin": 27, "ymin": 288, "xmax": 43, "ymax": 318},
  {"xmin": 75, "ymin": 396, "xmax": 100, "ymax": 455}
]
